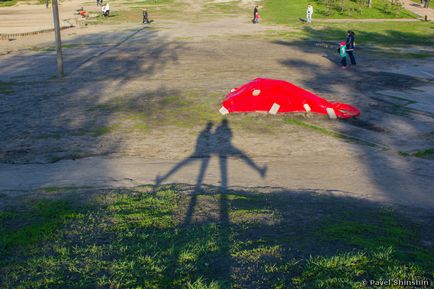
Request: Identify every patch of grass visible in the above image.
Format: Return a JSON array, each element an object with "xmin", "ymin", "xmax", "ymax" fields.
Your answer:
[
  {"xmin": 284, "ymin": 117, "xmax": 387, "ymax": 149},
  {"xmin": 0, "ymin": 0, "xmax": 17, "ymax": 7},
  {"xmin": 186, "ymin": 277, "xmax": 227, "ymax": 289},
  {"xmin": 413, "ymin": 148, "xmax": 434, "ymax": 158},
  {"xmin": 203, "ymin": 1, "xmax": 244, "ymax": 14},
  {"xmin": 319, "ymin": 212, "xmax": 410, "ymax": 249},
  {"xmin": 0, "ymin": 200, "xmax": 77, "ymax": 253},
  {"xmin": 262, "ymin": 0, "xmax": 416, "ymax": 24},
  {"xmin": 39, "ymin": 186, "xmax": 81, "ymax": 193},
  {"xmin": 48, "ymin": 155, "xmax": 63, "ymax": 163},
  {"xmin": 94, "ymin": 90, "xmax": 222, "ymax": 130},
  {"xmin": 413, "ymin": 147, "xmax": 434, "ymax": 158},
  {"xmin": 400, "ymin": 147, "xmax": 434, "ymax": 158},
  {"xmin": 395, "ymin": 52, "xmax": 434, "ymax": 59},
  {"xmin": 317, "ymin": 208, "xmax": 434, "ymax": 269},
  {"xmin": 89, "ymin": 125, "xmax": 118, "ymax": 136},
  {"xmin": 71, "ymin": 125, "xmax": 119, "ymax": 137},
  {"xmin": 263, "ymin": 20, "xmax": 434, "ymax": 47},
  {"xmin": 0, "ymin": 80, "xmax": 15, "ymax": 94},
  {"xmin": 85, "ymin": 0, "xmax": 181, "ymax": 24},
  {"xmin": 300, "ymin": 22, "xmax": 434, "ymax": 46},
  {"xmin": 34, "ymin": 132, "xmax": 63, "ymax": 140},
  {"xmin": 293, "ymin": 247, "xmax": 427, "ymax": 288},
  {"xmin": 1, "ymin": 187, "xmax": 432, "ymax": 288}
]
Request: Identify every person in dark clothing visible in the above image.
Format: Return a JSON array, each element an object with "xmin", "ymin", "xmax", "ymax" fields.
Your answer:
[
  {"xmin": 253, "ymin": 6, "xmax": 258, "ymax": 23},
  {"xmin": 143, "ymin": 8, "xmax": 151, "ymax": 24},
  {"xmin": 346, "ymin": 30, "xmax": 356, "ymax": 66}
]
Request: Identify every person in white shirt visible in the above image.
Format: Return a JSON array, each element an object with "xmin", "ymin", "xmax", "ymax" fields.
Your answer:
[
  {"xmin": 306, "ymin": 4, "xmax": 313, "ymax": 23},
  {"xmin": 102, "ymin": 3, "xmax": 110, "ymax": 16}
]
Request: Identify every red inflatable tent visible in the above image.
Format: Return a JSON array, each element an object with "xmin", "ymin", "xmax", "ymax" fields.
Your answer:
[{"xmin": 220, "ymin": 78, "xmax": 360, "ymax": 119}]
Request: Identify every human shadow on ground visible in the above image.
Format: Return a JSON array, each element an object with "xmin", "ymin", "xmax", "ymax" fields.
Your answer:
[
  {"xmin": 155, "ymin": 119, "xmax": 267, "ymax": 283},
  {"xmin": 156, "ymin": 119, "xmax": 267, "ymax": 224}
]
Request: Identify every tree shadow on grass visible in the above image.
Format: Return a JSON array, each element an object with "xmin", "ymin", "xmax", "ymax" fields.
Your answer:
[
  {"xmin": 0, "ymin": 185, "xmax": 433, "ymax": 288},
  {"xmin": 299, "ymin": 25, "xmax": 434, "ymax": 46}
]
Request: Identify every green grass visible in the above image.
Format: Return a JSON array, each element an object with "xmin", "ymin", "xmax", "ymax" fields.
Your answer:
[
  {"xmin": 0, "ymin": 0, "xmax": 52, "ymax": 7},
  {"xmin": 0, "ymin": 0, "xmax": 17, "ymax": 7},
  {"xmin": 1, "ymin": 186, "xmax": 432, "ymax": 288},
  {"xmin": 70, "ymin": 125, "xmax": 119, "ymax": 137},
  {"xmin": 293, "ymin": 247, "xmax": 427, "ymax": 288},
  {"xmin": 0, "ymin": 200, "xmax": 77, "ymax": 253},
  {"xmin": 262, "ymin": 0, "xmax": 416, "ymax": 24},
  {"xmin": 84, "ymin": 0, "xmax": 182, "ymax": 24},
  {"xmin": 203, "ymin": 1, "xmax": 244, "ymax": 14},
  {"xmin": 284, "ymin": 117, "xmax": 388, "ymax": 149},
  {"xmin": 93, "ymin": 90, "xmax": 222, "ymax": 130},
  {"xmin": 400, "ymin": 147, "xmax": 434, "ymax": 158},
  {"xmin": 300, "ymin": 21, "xmax": 434, "ymax": 45},
  {"xmin": 413, "ymin": 147, "xmax": 434, "ymax": 158},
  {"xmin": 34, "ymin": 125, "xmax": 117, "ymax": 140},
  {"xmin": 268, "ymin": 21, "xmax": 434, "ymax": 46},
  {"xmin": 0, "ymin": 81, "xmax": 15, "ymax": 94}
]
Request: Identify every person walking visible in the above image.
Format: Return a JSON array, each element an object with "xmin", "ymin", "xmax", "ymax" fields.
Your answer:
[
  {"xmin": 143, "ymin": 8, "xmax": 150, "ymax": 23},
  {"xmin": 254, "ymin": 11, "xmax": 260, "ymax": 23},
  {"xmin": 338, "ymin": 41, "xmax": 348, "ymax": 69},
  {"xmin": 346, "ymin": 30, "xmax": 356, "ymax": 66},
  {"xmin": 253, "ymin": 5, "xmax": 259, "ymax": 23},
  {"xmin": 306, "ymin": 4, "xmax": 313, "ymax": 23}
]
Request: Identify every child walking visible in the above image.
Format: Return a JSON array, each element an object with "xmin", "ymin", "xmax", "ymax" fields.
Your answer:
[
  {"xmin": 338, "ymin": 41, "xmax": 347, "ymax": 69},
  {"xmin": 254, "ymin": 11, "xmax": 260, "ymax": 23}
]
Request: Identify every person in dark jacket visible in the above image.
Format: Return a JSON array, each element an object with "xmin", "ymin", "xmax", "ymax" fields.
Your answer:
[
  {"xmin": 143, "ymin": 8, "xmax": 150, "ymax": 24},
  {"xmin": 346, "ymin": 30, "xmax": 356, "ymax": 65}
]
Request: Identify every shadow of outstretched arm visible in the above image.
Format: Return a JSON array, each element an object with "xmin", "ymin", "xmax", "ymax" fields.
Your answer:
[{"xmin": 155, "ymin": 157, "xmax": 196, "ymax": 186}]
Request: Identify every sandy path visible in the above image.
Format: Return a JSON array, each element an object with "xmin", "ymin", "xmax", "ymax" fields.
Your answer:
[
  {"xmin": 1, "ymin": 152, "xmax": 433, "ymax": 209},
  {"xmin": 0, "ymin": 0, "xmax": 95, "ymax": 34},
  {"xmin": 400, "ymin": 0, "xmax": 434, "ymax": 20}
]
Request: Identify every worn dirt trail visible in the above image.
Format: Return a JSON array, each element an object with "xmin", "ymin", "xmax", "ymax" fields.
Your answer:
[{"xmin": 400, "ymin": 0, "xmax": 434, "ymax": 20}]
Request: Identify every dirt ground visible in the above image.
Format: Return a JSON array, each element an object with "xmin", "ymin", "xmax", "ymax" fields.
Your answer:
[{"xmin": 0, "ymin": 0, "xmax": 434, "ymax": 211}]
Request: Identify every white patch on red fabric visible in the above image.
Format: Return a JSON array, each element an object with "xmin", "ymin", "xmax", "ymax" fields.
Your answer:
[
  {"xmin": 326, "ymin": 107, "xmax": 337, "ymax": 119},
  {"xmin": 252, "ymin": 89, "xmax": 261, "ymax": 96},
  {"xmin": 269, "ymin": 103, "xmax": 280, "ymax": 115},
  {"xmin": 219, "ymin": 106, "xmax": 229, "ymax": 115}
]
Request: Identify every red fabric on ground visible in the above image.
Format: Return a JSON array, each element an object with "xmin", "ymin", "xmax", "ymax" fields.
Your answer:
[{"xmin": 221, "ymin": 78, "xmax": 360, "ymax": 119}]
